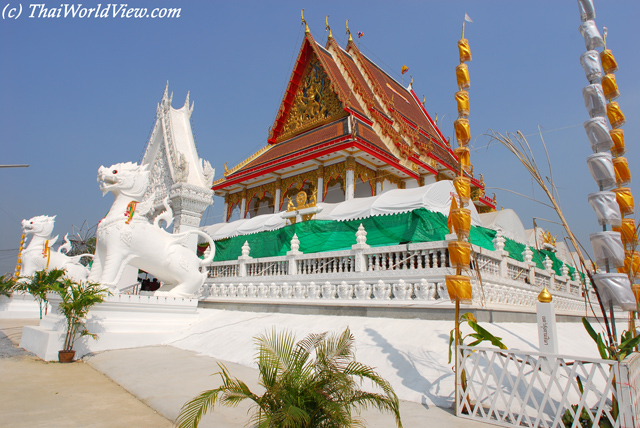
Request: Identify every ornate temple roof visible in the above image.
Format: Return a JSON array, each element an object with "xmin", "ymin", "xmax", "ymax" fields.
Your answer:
[{"xmin": 213, "ymin": 22, "xmax": 494, "ymax": 211}]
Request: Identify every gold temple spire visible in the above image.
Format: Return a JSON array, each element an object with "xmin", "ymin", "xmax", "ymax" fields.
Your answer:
[
  {"xmin": 326, "ymin": 15, "xmax": 333, "ymax": 39},
  {"xmin": 301, "ymin": 9, "xmax": 309, "ymax": 34},
  {"xmin": 346, "ymin": 19, "xmax": 353, "ymax": 42}
]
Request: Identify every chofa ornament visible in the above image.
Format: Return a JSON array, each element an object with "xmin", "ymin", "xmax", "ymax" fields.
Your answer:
[
  {"xmin": 18, "ymin": 215, "xmax": 92, "ymax": 283},
  {"xmin": 89, "ymin": 162, "xmax": 215, "ymax": 297}
]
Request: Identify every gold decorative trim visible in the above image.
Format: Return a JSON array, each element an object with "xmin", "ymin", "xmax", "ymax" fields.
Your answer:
[
  {"xmin": 246, "ymin": 182, "xmax": 276, "ymax": 204},
  {"xmin": 224, "ymin": 145, "xmax": 273, "ymax": 177},
  {"xmin": 323, "ymin": 161, "xmax": 346, "ymax": 198}
]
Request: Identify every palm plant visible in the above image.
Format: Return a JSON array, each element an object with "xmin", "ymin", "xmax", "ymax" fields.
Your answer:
[
  {"xmin": 15, "ymin": 268, "xmax": 66, "ymax": 318},
  {"xmin": 0, "ymin": 273, "xmax": 17, "ymax": 297},
  {"xmin": 56, "ymin": 278, "xmax": 110, "ymax": 352},
  {"xmin": 176, "ymin": 327, "xmax": 403, "ymax": 428}
]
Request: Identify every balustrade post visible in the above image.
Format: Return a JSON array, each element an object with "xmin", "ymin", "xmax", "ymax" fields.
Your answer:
[
  {"xmin": 352, "ymin": 224, "xmax": 370, "ymax": 273},
  {"xmin": 287, "ymin": 233, "xmax": 302, "ymax": 275},
  {"xmin": 543, "ymin": 255, "xmax": 555, "ymax": 291},
  {"xmin": 238, "ymin": 241, "xmax": 252, "ymax": 277},
  {"xmin": 522, "ymin": 245, "xmax": 536, "ymax": 285},
  {"xmin": 492, "ymin": 229, "xmax": 509, "ymax": 278}
]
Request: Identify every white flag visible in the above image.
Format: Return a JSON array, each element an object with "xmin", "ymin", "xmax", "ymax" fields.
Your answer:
[{"xmin": 464, "ymin": 13, "xmax": 473, "ymax": 23}]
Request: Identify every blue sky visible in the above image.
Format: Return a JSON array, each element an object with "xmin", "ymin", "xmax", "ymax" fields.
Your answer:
[{"xmin": 1, "ymin": 1, "xmax": 638, "ymax": 274}]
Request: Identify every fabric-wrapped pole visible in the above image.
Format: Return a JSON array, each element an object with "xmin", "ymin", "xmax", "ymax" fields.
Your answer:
[
  {"xmin": 587, "ymin": 191, "xmax": 622, "ymax": 227},
  {"xmin": 592, "ymin": 273, "xmax": 636, "ymax": 311},
  {"xmin": 586, "ymin": 152, "xmax": 616, "ymax": 189},
  {"xmin": 577, "ymin": 0, "xmax": 596, "ymax": 22},
  {"xmin": 584, "ymin": 117, "xmax": 613, "ymax": 153},
  {"xmin": 590, "ymin": 231, "xmax": 626, "ymax": 269},
  {"xmin": 445, "ymin": 275, "xmax": 472, "ymax": 304},
  {"xmin": 600, "ymin": 49, "xmax": 619, "ymax": 74},
  {"xmin": 580, "ymin": 50, "xmax": 603, "ymax": 83},
  {"xmin": 448, "ymin": 241, "xmax": 471, "ymax": 270},
  {"xmin": 579, "ymin": 20, "xmax": 605, "ymax": 51},
  {"xmin": 458, "ymin": 39, "xmax": 472, "ymax": 63},
  {"xmin": 582, "ymin": 84, "xmax": 607, "ymax": 118},
  {"xmin": 610, "ymin": 129, "xmax": 625, "ymax": 156}
]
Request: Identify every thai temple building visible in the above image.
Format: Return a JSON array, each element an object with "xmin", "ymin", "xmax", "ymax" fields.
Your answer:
[{"xmin": 212, "ymin": 19, "xmax": 496, "ymax": 223}]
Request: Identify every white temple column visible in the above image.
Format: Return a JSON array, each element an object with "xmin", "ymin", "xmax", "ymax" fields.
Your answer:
[
  {"xmin": 316, "ymin": 164, "xmax": 324, "ymax": 202},
  {"xmin": 274, "ymin": 178, "xmax": 281, "ymax": 213},
  {"xmin": 345, "ymin": 157, "xmax": 355, "ymax": 201},
  {"xmin": 240, "ymin": 189, "xmax": 247, "ymax": 218},
  {"xmin": 375, "ymin": 169, "xmax": 383, "ymax": 195},
  {"xmin": 222, "ymin": 194, "xmax": 229, "ymax": 222}
]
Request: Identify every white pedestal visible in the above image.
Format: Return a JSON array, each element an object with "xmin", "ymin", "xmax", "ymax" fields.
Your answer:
[
  {"xmin": 20, "ymin": 294, "xmax": 199, "ymax": 361},
  {"xmin": 0, "ymin": 293, "xmax": 43, "ymax": 319}
]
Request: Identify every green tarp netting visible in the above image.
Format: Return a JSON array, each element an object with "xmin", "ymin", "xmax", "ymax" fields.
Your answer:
[{"xmin": 212, "ymin": 208, "xmax": 576, "ymax": 278}]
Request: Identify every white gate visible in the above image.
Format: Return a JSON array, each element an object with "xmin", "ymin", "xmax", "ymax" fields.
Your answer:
[{"xmin": 456, "ymin": 345, "xmax": 639, "ymax": 428}]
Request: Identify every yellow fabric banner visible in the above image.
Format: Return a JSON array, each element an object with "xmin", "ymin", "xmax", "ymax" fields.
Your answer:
[
  {"xmin": 453, "ymin": 176, "xmax": 470, "ymax": 203},
  {"xmin": 445, "ymin": 275, "xmax": 472, "ymax": 303},
  {"xmin": 607, "ymin": 101, "xmax": 626, "ymax": 128},
  {"xmin": 613, "ymin": 187, "xmax": 635, "ymax": 216},
  {"xmin": 454, "ymin": 118, "xmax": 471, "ymax": 145},
  {"xmin": 449, "ymin": 208, "xmax": 471, "ymax": 239},
  {"xmin": 455, "ymin": 90, "xmax": 470, "ymax": 117},
  {"xmin": 618, "ymin": 250, "xmax": 639, "ymax": 278},
  {"xmin": 601, "ymin": 74, "xmax": 620, "ymax": 100},
  {"xmin": 448, "ymin": 241, "xmax": 471, "ymax": 269},
  {"xmin": 458, "ymin": 38, "xmax": 472, "ymax": 63},
  {"xmin": 613, "ymin": 218, "xmax": 638, "ymax": 245},
  {"xmin": 456, "ymin": 64, "xmax": 470, "ymax": 90},
  {"xmin": 613, "ymin": 157, "xmax": 631, "ymax": 185},
  {"xmin": 610, "ymin": 129, "xmax": 625, "ymax": 157},
  {"xmin": 600, "ymin": 49, "xmax": 619, "ymax": 74}
]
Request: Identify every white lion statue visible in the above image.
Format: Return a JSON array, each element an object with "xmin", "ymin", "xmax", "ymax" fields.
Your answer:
[
  {"xmin": 19, "ymin": 215, "xmax": 92, "ymax": 283},
  {"xmin": 89, "ymin": 162, "xmax": 215, "ymax": 297}
]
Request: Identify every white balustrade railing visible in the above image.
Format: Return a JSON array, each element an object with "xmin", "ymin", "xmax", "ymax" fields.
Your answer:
[
  {"xmin": 456, "ymin": 345, "xmax": 639, "ymax": 428},
  {"xmin": 202, "ymin": 240, "xmax": 591, "ymax": 312}
]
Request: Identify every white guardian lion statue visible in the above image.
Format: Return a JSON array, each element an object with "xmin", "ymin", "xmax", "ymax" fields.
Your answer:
[
  {"xmin": 19, "ymin": 215, "xmax": 92, "ymax": 283},
  {"xmin": 89, "ymin": 162, "xmax": 215, "ymax": 297}
]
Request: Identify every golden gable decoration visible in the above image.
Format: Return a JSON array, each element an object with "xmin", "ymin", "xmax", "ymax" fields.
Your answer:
[{"xmin": 278, "ymin": 55, "xmax": 346, "ymax": 143}]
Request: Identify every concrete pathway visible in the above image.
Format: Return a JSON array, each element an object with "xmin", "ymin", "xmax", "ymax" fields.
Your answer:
[
  {"xmin": 0, "ymin": 319, "xmax": 172, "ymax": 428},
  {"xmin": 1, "ymin": 319, "xmax": 493, "ymax": 427}
]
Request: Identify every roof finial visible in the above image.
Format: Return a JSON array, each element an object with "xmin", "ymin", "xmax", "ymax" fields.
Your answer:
[
  {"xmin": 346, "ymin": 19, "xmax": 353, "ymax": 42},
  {"xmin": 301, "ymin": 9, "xmax": 309, "ymax": 34},
  {"xmin": 325, "ymin": 15, "xmax": 333, "ymax": 40},
  {"xmin": 409, "ymin": 75, "xmax": 413, "ymax": 88}
]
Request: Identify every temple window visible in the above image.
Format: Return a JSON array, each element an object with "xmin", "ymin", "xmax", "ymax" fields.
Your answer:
[
  {"xmin": 247, "ymin": 192, "xmax": 274, "ymax": 218},
  {"xmin": 324, "ymin": 176, "xmax": 345, "ymax": 203},
  {"xmin": 354, "ymin": 178, "xmax": 374, "ymax": 198}
]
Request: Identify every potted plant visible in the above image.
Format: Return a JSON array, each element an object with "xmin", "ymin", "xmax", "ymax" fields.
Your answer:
[{"xmin": 55, "ymin": 278, "xmax": 110, "ymax": 363}]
